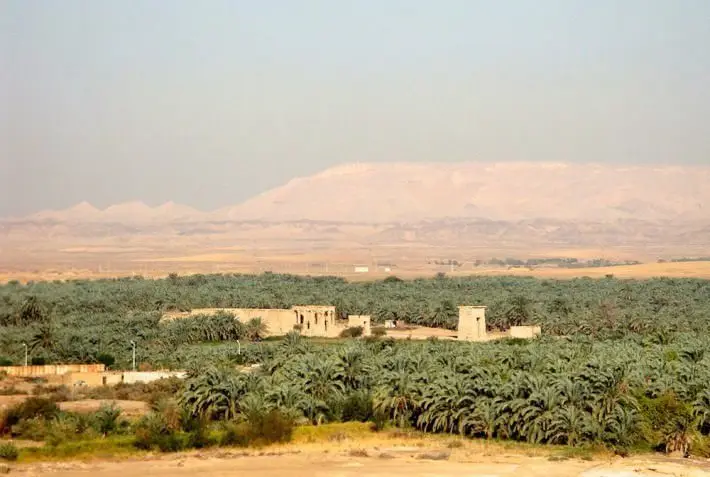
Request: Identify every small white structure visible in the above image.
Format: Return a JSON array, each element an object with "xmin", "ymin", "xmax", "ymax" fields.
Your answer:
[
  {"xmin": 384, "ymin": 320, "xmax": 396, "ymax": 329},
  {"xmin": 509, "ymin": 326, "xmax": 542, "ymax": 339},
  {"xmin": 354, "ymin": 266, "xmax": 369, "ymax": 273},
  {"xmin": 121, "ymin": 371, "xmax": 187, "ymax": 384}
]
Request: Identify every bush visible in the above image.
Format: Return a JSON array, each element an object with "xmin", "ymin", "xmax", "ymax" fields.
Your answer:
[
  {"xmin": 219, "ymin": 421, "xmax": 250, "ymax": 447},
  {"xmin": 370, "ymin": 409, "xmax": 388, "ymax": 432},
  {"xmin": 97, "ymin": 354, "xmax": 116, "ymax": 368},
  {"xmin": 133, "ymin": 412, "xmax": 172, "ymax": 451},
  {"xmin": 244, "ymin": 410, "xmax": 294, "ymax": 446},
  {"xmin": 1, "ymin": 397, "xmax": 59, "ymax": 435},
  {"xmin": 30, "ymin": 357, "xmax": 47, "ymax": 366},
  {"xmin": 637, "ymin": 391, "xmax": 697, "ymax": 454},
  {"xmin": 46, "ymin": 414, "xmax": 97, "ymax": 446},
  {"xmin": 16, "ymin": 397, "xmax": 59, "ymax": 420},
  {"xmin": 94, "ymin": 378, "xmax": 184, "ymax": 405},
  {"xmin": 10, "ymin": 417, "xmax": 49, "ymax": 441},
  {"xmin": 339, "ymin": 326, "xmax": 364, "ymax": 338},
  {"xmin": 93, "ymin": 404, "xmax": 122, "ymax": 436},
  {"xmin": 132, "ymin": 407, "xmax": 204, "ymax": 453},
  {"xmin": 371, "ymin": 327, "xmax": 387, "ymax": 338},
  {"xmin": 185, "ymin": 418, "xmax": 213, "ymax": 449},
  {"xmin": 0, "ymin": 442, "xmax": 19, "ymax": 461},
  {"xmin": 0, "ymin": 358, "xmax": 12, "ymax": 366},
  {"xmin": 342, "ymin": 391, "xmax": 373, "ymax": 422}
]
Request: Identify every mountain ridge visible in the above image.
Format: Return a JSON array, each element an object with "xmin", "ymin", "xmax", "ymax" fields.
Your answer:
[{"xmin": 8, "ymin": 162, "xmax": 710, "ymax": 224}]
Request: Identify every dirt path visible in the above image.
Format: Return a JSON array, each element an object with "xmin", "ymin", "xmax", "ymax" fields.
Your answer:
[{"xmin": 16, "ymin": 447, "xmax": 710, "ymax": 477}]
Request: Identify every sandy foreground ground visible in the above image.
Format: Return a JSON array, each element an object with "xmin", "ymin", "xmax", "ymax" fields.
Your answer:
[{"xmin": 14, "ymin": 445, "xmax": 710, "ymax": 477}]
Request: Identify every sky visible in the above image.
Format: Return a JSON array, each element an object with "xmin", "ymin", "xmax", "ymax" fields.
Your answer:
[{"xmin": 1, "ymin": 0, "xmax": 709, "ymax": 216}]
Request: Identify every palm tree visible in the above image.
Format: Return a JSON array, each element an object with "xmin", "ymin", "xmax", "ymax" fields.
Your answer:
[
  {"xmin": 505, "ymin": 296, "xmax": 531, "ymax": 327},
  {"xmin": 300, "ymin": 358, "xmax": 345, "ymax": 402},
  {"xmin": 30, "ymin": 321, "xmax": 55, "ymax": 352},
  {"xmin": 180, "ymin": 367, "xmax": 246, "ymax": 419},
  {"xmin": 373, "ymin": 369, "xmax": 420, "ymax": 428},
  {"xmin": 417, "ymin": 376, "xmax": 469, "ymax": 433},
  {"xmin": 428, "ymin": 300, "xmax": 457, "ymax": 329},
  {"xmin": 547, "ymin": 405, "xmax": 588, "ymax": 446},
  {"xmin": 246, "ymin": 317, "xmax": 268, "ymax": 342}
]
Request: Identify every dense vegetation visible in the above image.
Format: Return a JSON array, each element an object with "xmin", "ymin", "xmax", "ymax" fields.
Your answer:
[
  {"xmin": 1, "ymin": 273, "xmax": 710, "ymax": 457},
  {"xmin": 2, "ymin": 273, "xmax": 710, "ymax": 366}
]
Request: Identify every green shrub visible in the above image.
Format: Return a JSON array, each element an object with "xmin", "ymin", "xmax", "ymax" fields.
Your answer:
[
  {"xmin": 46, "ymin": 415, "xmax": 90, "ymax": 447},
  {"xmin": 0, "ymin": 442, "xmax": 19, "ymax": 461},
  {"xmin": 219, "ymin": 421, "xmax": 250, "ymax": 447},
  {"xmin": 637, "ymin": 391, "xmax": 698, "ymax": 453},
  {"xmin": 93, "ymin": 404, "xmax": 122, "ymax": 436},
  {"xmin": 0, "ymin": 358, "xmax": 12, "ymax": 366},
  {"xmin": 369, "ymin": 409, "xmax": 388, "ymax": 432},
  {"xmin": 0, "ymin": 397, "xmax": 59, "ymax": 436},
  {"xmin": 133, "ymin": 413, "xmax": 169, "ymax": 450},
  {"xmin": 371, "ymin": 327, "xmax": 386, "ymax": 338},
  {"xmin": 155, "ymin": 432, "xmax": 190, "ymax": 452},
  {"xmin": 16, "ymin": 397, "xmax": 59, "ymax": 420},
  {"xmin": 341, "ymin": 391, "xmax": 373, "ymax": 422},
  {"xmin": 339, "ymin": 326, "xmax": 364, "ymax": 338},
  {"xmin": 132, "ymin": 409, "xmax": 197, "ymax": 452},
  {"xmin": 97, "ymin": 353, "xmax": 116, "ymax": 368},
  {"xmin": 244, "ymin": 409, "xmax": 294, "ymax": 445},
  {"xmin": 30, "ymin": 357, "xmax": 47, "ymax": 366},
  {"xmin": 11, "ymin": 417, "xmax": 49, "ymax": 441},
  {"xmin": 186, "ymin": 420, "xmax": 213, "ymax": 449}
]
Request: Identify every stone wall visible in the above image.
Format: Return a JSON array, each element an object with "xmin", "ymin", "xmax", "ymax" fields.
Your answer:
[
  {"xmin": 122, "ymin": 371, "xmax": 187, "ymax": 384},
  {"xmin": 0, "ymin": 364, "xmax": 106, "ymax": 377}
]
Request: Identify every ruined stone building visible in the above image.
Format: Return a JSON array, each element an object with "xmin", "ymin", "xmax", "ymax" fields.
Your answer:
[
  {"xmin": 164, "ymin": 304, "xmax": 539, "ymax": 342},
  {"xmin": 163, "ymin": 305, "xmax": 371, "ymax": 338}
]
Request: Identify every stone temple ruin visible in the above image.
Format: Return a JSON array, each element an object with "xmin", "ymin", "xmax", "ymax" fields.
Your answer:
[
  {"xmin": 457, "ymin": 306, "xmax": 541, "ymax": 341},
  {"xmin": 164, "ymin": 304, "xmax": 540, "ymax": 341},
  {"xmin": 163, "ymin": 306, "xmax": 372, "ymax": 338}
]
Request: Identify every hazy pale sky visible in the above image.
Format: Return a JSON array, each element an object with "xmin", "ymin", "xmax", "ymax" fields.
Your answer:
[{"xmin": 1, "ymin": 0, "xmax": 709, "ymax": 216}]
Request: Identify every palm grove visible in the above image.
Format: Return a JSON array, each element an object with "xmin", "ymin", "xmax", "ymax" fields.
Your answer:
[{"xmin": 1, "ymin": 273, "xmax": 710, "ymax": 455}]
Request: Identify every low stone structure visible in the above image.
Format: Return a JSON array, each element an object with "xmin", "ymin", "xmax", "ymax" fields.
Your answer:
[{"xmin": 509, "ymin": 325, "xmax": 542, "ymax": 339}]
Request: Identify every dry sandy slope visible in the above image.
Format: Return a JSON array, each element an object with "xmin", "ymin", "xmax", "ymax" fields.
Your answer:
[{"xmin": 19, "ymin": 447, "xmax": 710, "ymax": 477}]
